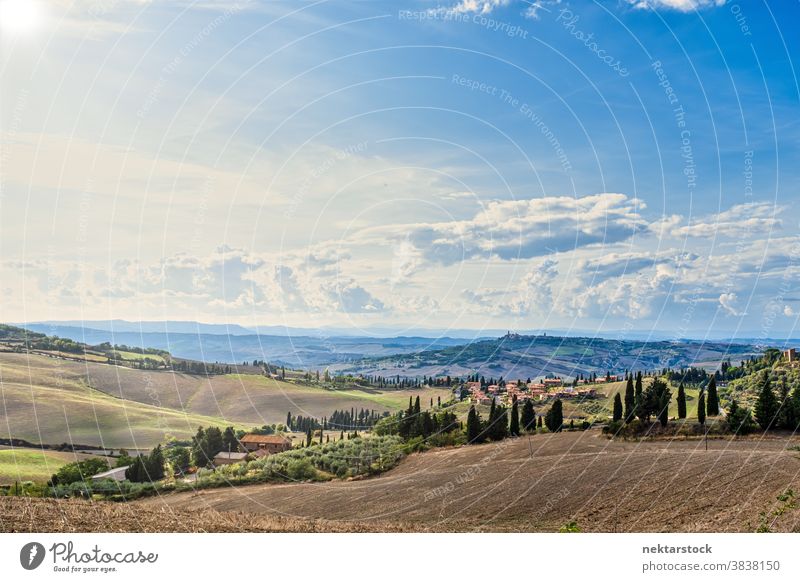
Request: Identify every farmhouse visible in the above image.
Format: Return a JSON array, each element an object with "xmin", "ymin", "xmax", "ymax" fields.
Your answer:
[
  {"xmin": 213, "ymin": 451, "xmax": 249, "ymax": 466},
  {"xmin": 784, "ymin": 348, "xmax": 797, "ymax": 363},
  {"xmin": 91, "ymin": 466, "xmax": 129, "ymax": 483},
  {"xmin": 240, "ymin": 434, "xmax": 293, "ymax": 454}
]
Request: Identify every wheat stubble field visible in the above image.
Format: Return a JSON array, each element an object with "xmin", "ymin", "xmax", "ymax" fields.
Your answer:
[
  {"xmin": 5, "ymin": 431, "xmax": 798, "ymax": 533},
  {"xmin": 138, "ymin": 432, "xmax": 800, "ymax": 532}
]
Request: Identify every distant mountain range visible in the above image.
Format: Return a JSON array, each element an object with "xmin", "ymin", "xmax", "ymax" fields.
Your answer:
[
  {"xmin": 20, "ymin": 319, "xmax": 800, "ymax": 343},
  {"xmin": 16, "ymin": 320, "xmax": 796, "ymax": 376},
  {"xmin": 18, "ymin": 323, "xmax": 475, "ymax": 368}
]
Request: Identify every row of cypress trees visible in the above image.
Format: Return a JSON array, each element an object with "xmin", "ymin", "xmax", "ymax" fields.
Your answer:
[
  {"xmin": 466, "ymin": 396, "xmax": 559, "ymax": 444},
  {"xmin": 610, "ymin": 370, "xmax": 800, "ymax": 433}
]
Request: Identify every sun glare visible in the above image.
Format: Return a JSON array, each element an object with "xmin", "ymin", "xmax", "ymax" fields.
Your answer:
[{"xmin": 0, "ymin": 0, "xmax": 44, "ymax": 37}]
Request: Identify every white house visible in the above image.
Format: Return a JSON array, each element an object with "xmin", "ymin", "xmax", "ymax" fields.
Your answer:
[{"xmin": 90, "ymin": 466, "xmax": 129, "ymax": 482}]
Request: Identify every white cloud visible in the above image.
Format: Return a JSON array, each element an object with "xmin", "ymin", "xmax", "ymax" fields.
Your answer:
[
  {"xmin": 627, "ymin": 0, "xmax": 726, "ymax": 12},
  {"xmin": 719, "ymin": 292, "xmax": 745, "ymax": 316},
  {"xmin": 523, "ymin": 1, "xmax": 560, "ymax": 19},
  {"xmin": 565, "ymin": 264, "xmax": 675, "ymax": 320},
  {"xmin": 356, "ymin": 193, "xmax": 647, "ymax": 268},
  {"xmin": 576, "ymin": 251, "xmax": 694, "ymax": 283},
  {"xmin": 671, "ymin": 202, "xmax": 782, "ymax": 238},
  {"xmin": 444, "ymin": 0, "xmax": 512, "ymax": 15},
  {"xmin": 462, "ymin": 258, "xmax": 559, "ymax": 316}
]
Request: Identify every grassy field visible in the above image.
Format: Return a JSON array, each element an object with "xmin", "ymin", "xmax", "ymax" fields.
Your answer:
[
  {"xmin": 0, "ymin": 353, "xmax": 237, "ymax": 448},
  {"xmin": 112, "ymin": 350, "xmax": 165, "ymax": 363},
  {"xmin": 0, "ymin": 448, "xmax": 102, "ymax": 484},
  {"xmin": 0, "ymin": 352, "xmax": 451, "ymax": 448},
  {"xmin": 35, "ymin": 350, "xmax": 108, "ymax": 363}
]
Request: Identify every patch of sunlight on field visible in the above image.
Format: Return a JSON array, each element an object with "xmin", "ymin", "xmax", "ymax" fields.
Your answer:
[{"xmin": 0, "ymin": 449, "xmax": 86, "ymax": 484}]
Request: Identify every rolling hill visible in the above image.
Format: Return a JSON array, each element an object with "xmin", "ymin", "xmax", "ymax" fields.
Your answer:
[
  {"xmin": 337, "ymin": 333, "xmax": 761, "ymax": 379},
  {"xmin": 0, "ymin": 447, "xmax": 102, "ymax": 484},
  {"xmin": 20, "ymin": 323, "xmax": 474, "ymax": 367},
  {"xmin": 0, "ymin": 351, "xmax": 235, "ymax": 449},
  {"xmin": 0, "ymin": 349, "xmax": 451, "ymax": 449}
]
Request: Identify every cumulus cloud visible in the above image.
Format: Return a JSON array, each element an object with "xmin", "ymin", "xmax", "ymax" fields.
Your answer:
[
  {"xmin": 462, "ymin": 258, "xmax": 559, "ymax": 316},
  {"xmin": 7, "ymin": 245, "xmax": 388, "ymax": 318},
  {"xmin": 671, "ymin": 202, "xmax": 782, "ymax": 239},
  {"xmin": 626, "ymin": 0, "xmax": 726, "ymax": 12},
  {"xmin": 358, "ymin": 193, "xmax": 647, "ymax": 268},
  {"xmin": 322, "ymin": 279, "xmax": 385, "ymax": 313},
  {"xmin": 566, "ymin": 263, "xmax": 676, "ymax": 320},
  {"xmin": 719, "ymin": 292, "xmax": 745, "ymax": 316},
  {"xmin": 576, "ymin": 251, "xmax": 694, "ymax": 283}
]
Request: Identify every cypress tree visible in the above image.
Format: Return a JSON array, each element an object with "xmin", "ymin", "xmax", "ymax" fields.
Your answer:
[
  {"xmin": 612, "ymin": 393, "xmax": 623, "ymax": 423},
  {"xmin": 146, "ymin": 445, "xmax": 165, "ymax": 480},
  {"xmin": 778, "ymin": 377, "xmax": 790, "ymax": 429},
  {"xmin": 205, "ymin": 427, "xmax": 224, "ymax": 461},
  {"xmin": 634, "ymin": 372, "xmax": 643, "ymax": 406},
  {"xmin": 698, "ymin": 391, "xmax": 706, "ymax": 426},
  {"xmin": 545, "ymin": 399, "xmax": 563, "ymax": 432},
  {"xmin": 624, "ymin": 376, "xmax": 635, "ymax": 423},
  {"xmin": 706, "ymin": 376, "xmax": 719, "ymax": 416},
  {"xmin": 190, "ymin": 426, "xmax": 206, "ymax": 467},
  {"xmin": 521, "ymin": 399, "xmax": 535, "ymax": 431},
  {"xmin": 754, "ymin": 372, "xmax": 778, "ymax": 430},
  {"xmin": 537, "ymin": 416, "xmax": 543, "ymax": 428},
  {"xmin": 651, "ymin": 378, "xmax": 671, "ymax": 428},
  {"xmin": 510, "ymin": 398, "xmax": 520, "ymax": 436},
  {"xmin": 488, "ymin": 403, "xmax": 508, "ymax": 441},
  {"xmin": 466, "ymin": 406, "xmax": 483, "ymax": 443},
  {"xmin": 677, "ymin": 383, "xmax": 687, "ymax": 419},
  {"xmin": 414, "ymin": 396, "xmax": 421, "ymax": 415},
  {"xmin": 125, "ymin": 456, "xmax": 144, "ymax": 482},
  {"xmin": 222, "ymin": 426, "xmax": 238, "ymax": 452}
]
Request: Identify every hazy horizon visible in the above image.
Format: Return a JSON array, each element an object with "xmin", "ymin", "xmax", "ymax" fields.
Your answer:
[{"xmin": 14, "ymin": 318, "xmax": 800, "ymax": 344}]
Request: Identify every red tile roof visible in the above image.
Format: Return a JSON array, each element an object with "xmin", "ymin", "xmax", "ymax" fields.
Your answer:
[{"xmin": 240, "ymin": 434, "xmax": 292, "ymax": 444}]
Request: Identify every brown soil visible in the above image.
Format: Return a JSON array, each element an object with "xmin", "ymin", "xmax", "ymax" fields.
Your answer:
[
  {"xmin": 0, "ymin": 496, "xmax": 396, "ymax": 532},
  {"xmin": 138, "ymin": 431, "xmax": 800, "ymax": 532},
  {"xmin": 5, "ymin": 431, "xmax": 800, "ymax": 532}
]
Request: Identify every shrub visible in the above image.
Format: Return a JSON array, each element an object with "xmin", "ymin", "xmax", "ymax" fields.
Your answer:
[
  {"xmin": 286, "ymin": 459, "xmax": 317, "ymax": 481},
  {"xmin": 50, "ymin": 458, "xmax": 111, "ymax": 486}
]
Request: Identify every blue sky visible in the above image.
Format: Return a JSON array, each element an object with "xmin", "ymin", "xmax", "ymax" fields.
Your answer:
[{"xmin": 0, "ymin": 0, "xmax": 798, "ymax": 338}]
